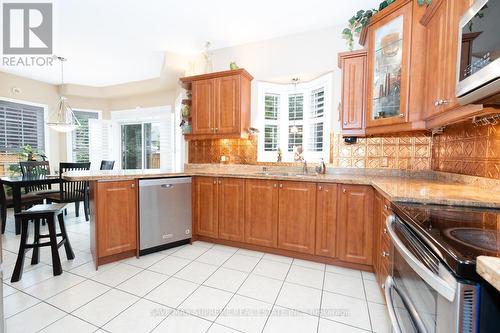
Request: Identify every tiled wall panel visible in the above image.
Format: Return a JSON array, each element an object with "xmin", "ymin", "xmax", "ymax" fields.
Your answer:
[{"xmin": 432, "ymin": 122, "xmax": 500, "ymax": 179}]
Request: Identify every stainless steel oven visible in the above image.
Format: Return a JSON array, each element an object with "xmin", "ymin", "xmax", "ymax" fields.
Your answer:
[{"xmin": 384, "ymin": 215, "xmax": 479, "ymax": 333}]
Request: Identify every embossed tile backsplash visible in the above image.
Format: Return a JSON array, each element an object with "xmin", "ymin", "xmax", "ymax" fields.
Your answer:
[
  {"xmin": 432, "ymin": 122, "xmax": 500, "ymax": 179},
  {"xmin": 330, "ymin": 132, "xmax": 432, "ymax": 170}
]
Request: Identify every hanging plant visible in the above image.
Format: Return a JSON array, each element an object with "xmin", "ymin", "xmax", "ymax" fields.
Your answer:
[
  {"xmin": 417, "ymin": 0, "xmax": 432, "ymax": 6},
  {"xmin": 342, "ymin": 9, "xmax": 377, "ymax": 50},
  {"xmin": 342, "ymin": 0, "xmax": 432, "ymax": 50}
]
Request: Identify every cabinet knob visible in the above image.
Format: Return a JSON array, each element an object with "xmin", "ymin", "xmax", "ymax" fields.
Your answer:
[
  {"xmin": 218, "ymin": 180, "xmax": 222, "ymax": 185},
  {"xmin": 273, "ymin": 183, "xmax": 277, "ymax": 188},
  {"xmin": 441, "ymin": 99, "xmax": 449, "ymax": 105},
  {"xmin": 383, "ymin": 228, "xmax": 387, "ymax": 234},
  {"xmin": 399, "ymin": 113, "xmax": 404, "ymax": 117},
  {"xmin": 384, "ymin": 204, "xmax": 388, "ymax": 211},
  {"xmin": 381, "ymin": 251, "xmax": 389, "ymax": 257},
  {"xmin": 213, "ymin": 180, "xmax": 217, "ymax": 184},
  {"xmin": 381, "ymin": 283, "xmax": 385, "ymax": 289},
  {"xmin": 342, "ymin": 188, "xmax": 346, "ymax": 193},
  {"xmin": 318, "ymin": 186, "xmax": 323, "ymax": 191},
  {"xmin": 279, "ymin": 184, "xmax": 283, "ymax": 188},
  {"xmin": 343, "ymin": 121, "xmax": 347, "ymax": 125},
  {"xmin": 434, "ymin": 99, "xmax": 441, "ymax": 107},
  {"xmin": 215, "ymin": 128, "xmax": 219, "ymax": 132},
  {"xmin": 131, "ymin": 183, "xmax": 135, "ymax": 188}
]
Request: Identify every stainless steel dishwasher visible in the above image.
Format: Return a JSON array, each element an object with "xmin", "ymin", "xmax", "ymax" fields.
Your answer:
[{"xmin": 139, "ymin": 177, "xmax": 192, "ymax": 255}]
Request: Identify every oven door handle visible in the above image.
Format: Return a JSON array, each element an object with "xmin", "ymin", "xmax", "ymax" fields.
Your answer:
[
  {"xmin": 384, "ymin": 276, "xmax": 428, "ymax": 333},
  {"xmin": 386, "ymin": 215, "xmax": 456, "ymax": 302}
]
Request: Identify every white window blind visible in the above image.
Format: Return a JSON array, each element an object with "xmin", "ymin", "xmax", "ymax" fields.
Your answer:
[
  {"xmin": 309, "ymin": 88, "xmax": 325, "ymax": 152},
  {"xmin": 0, "ymin": 100, "xmax": 45, "ymax": 153},
  {"xmin": 264, "ymin": 94, "xmax": 280, "ymax": 152},
  {"xmin": 72, "ymin": 111, "xmax": 99, "ymax": 162}
]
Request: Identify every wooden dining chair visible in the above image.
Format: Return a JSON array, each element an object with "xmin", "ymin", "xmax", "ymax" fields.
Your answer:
[
  {"xmin": 45, "ymin": 162, "xmax": 91, "ymax": 221},
  {"xmin": 100, "ymin": 160, "xmax": 115, "ymax": 170},
  {"xmin": 19, "ymin": 161, "xmax": 59, "ymax": 197},
  {"xmin": 1, "ymin": 183, "xmax": 44, "ymax": 234}
]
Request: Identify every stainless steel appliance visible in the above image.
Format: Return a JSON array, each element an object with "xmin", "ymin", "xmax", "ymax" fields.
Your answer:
[
  {"xmin": 1, "ymin": 236, "xmax": 4, "ymax": 332},
  {"xmin": 457, "ymin": 0, "xmax": 500, "ymax": 105},
  {"xmin": 385, "ymin": 203, "xmax": 500, "ymax": 333},
  {"xmin": 139, "ymin": 177, "xmax": 192, "ymax": 255}
]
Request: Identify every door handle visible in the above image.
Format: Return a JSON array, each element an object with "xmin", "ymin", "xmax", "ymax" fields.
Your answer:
[{"xmin": 161, "ymin": 184, "xmax": 173, "ymax": 189}]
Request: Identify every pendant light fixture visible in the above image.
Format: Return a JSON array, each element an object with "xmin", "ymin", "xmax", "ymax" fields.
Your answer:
[
  {"xmin": 290, "ymin": 77, "xmax": 300, "ymax": 134},
  {"xmin": 47, "ymin": 56, "xmax": 81, "ymax": 133}
]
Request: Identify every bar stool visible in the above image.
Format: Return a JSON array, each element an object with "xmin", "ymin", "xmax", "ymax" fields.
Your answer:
[{"xmin": 11, "ymin": 203, "xmax": 75, "ymax": 283}]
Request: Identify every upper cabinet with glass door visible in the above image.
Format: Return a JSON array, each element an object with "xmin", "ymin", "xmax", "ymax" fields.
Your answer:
[{"xmin": 364, "ymin": 0, "xmax": 427, "ymax": 133}]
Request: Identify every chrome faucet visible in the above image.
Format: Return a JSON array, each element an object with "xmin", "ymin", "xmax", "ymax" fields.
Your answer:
[
  {"xmin": 302, "ymin": 160, "xmax": 308, "ymax": 174},
  {"xmin": 315, "ymin": 158, "xmax": 326, "ymax": 174}
]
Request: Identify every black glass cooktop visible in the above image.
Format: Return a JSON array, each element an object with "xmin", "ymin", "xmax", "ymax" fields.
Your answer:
[{"xmin": 391, "ymin": 202, "xmax": 500, "ymax": 281}]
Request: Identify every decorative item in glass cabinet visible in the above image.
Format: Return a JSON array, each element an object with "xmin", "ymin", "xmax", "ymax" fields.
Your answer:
[
  {"xmin": 371, "ymin": 15, "xmax": 403, "ymax": 120},
  {"xmin": 181, "ymin": 104, "xmax": 191, "ymax": 118}
]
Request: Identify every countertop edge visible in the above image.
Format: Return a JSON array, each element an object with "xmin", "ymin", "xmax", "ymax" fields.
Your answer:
[{"xmin": 477, "ymin": 256, "xmax": 500, "ymax": 292}]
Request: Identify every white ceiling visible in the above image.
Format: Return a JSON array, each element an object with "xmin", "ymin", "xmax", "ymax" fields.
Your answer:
[{"xmin": 1, "ymin": 0, "xmax": 380, "ymax": 87}]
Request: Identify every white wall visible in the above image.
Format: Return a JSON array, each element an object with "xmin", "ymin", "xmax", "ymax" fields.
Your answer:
[{"xmin": 187, "ymin": 25, "xmax": 351, "ymax": 132}]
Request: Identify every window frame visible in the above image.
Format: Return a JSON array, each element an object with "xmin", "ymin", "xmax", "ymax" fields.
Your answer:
[
  {"xmin": 257, "ymin": 74, "xmax": 332, "ymax": 162},
  {"xmin": 66, "ymin": 109, "xmax": 102, "ymax": 163}
]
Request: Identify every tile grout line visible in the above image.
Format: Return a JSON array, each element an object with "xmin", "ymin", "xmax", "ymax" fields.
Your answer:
[
  {"xmin": 145, "ymin": 244, "xmax": 238, "ymax": 333},
  {"xmin": 205, "ymin": 248, "xmax": 267, "ymax": 333},
  {"xmin": 361, "ymin": 273, "xmax": 375, "ymax": 332},
  {"xmin": 259, "ymin": 257, "xmax": 295, "ymax": 333},
  {"xmin": 315, "ymin": 261, "xmax": 327, "ymax": 333}
]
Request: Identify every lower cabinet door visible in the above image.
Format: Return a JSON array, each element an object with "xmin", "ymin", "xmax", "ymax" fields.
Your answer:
[
  {"xmin": 193, "ymin": 176, "xmax": 219, "ymax": 238},
  {"xmin": 278, "ymin": 181, "xmax": 317, "ymax": 254},
  {"xmin": 244, "ymin": 179, "xmax": 278, "ymax": 247},
  {"xmin": 96, "ymin": 180, "xmax": 137, "ymax": 257},
  {"xmin": 315, "ymin": 183, "xmax": 338, "ymax": 257},
  {"xmin": 218, "ymin": 178, "xmax": 245, "ymax": 241},
  {"xmin": 337, "ymin": 184, "xmax": 374, "ymax": 265}
]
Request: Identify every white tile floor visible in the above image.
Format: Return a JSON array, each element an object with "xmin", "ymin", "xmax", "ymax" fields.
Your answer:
[{"xmin": 1, "ymin": 205, "xmax": 391, "ymax": 333}]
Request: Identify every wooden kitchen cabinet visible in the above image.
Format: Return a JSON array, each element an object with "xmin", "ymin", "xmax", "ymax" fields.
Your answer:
[
  {"xmin": 373, "ymin": 192, "xmax": 393, "ymax": 288},
  {"xmin": 193, "ymin": 176, "xmax": 219, "ymax": 238},
  {"xmin": 315, "ymin": 183, "xmax": 338, "ymax": 258},
  {"xmin": 218, "ymin": 178, "xmax": 245, "ymax": 242},
  {"xmin": 277, "ymin": 181, "xmax": 317, "ymax": 255},
  {"xmin": 422, "ymin": 0, "xmax": 482, "ymax": 128},
  {"xmin": 181, "ymin": 69, "xmax": 253, "ymax": 140},
  {"xmin": 91, "ymin": 180, "xmax": 137, "ymax": 267},
  {"xmin": 363, "ymin": 0, "xmax": 427, "ymax": 134},
  {"xmin": 191, "ymin": 79, "xmax": 216, "ymax": 134},
  {"xmin": 337, "ymin": 184, "xmax": 374, "ymax": 265},
  {"xmin": 338, "ymin": 50, "xmax": 367, "ymax": 137},
  {"xmin": 244, "ymin": 179, "xmax": 279, "ymax": 248}
]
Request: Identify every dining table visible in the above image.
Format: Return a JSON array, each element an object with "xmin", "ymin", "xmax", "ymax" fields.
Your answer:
[{"xmin": 0, "ymin": 174, "xmax": 60, "ymax": 235}]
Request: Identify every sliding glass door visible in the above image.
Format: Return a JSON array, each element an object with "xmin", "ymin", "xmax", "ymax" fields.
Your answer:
[{"xmin": 121, "ymin": 122, "xmax": 160, "ymax": 170}]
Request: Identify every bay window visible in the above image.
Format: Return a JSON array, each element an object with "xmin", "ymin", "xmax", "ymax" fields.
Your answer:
[{"xmin": 257, "ymin": 74, "xmax": 331, "ymax": 162}]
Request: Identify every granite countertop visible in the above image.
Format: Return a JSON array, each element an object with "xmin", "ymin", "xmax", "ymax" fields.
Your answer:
[
  {"xmin": 63, "ymin": 165, "xmax": 500, "ymax": 208},
  {"xmin": 477, "ymin": 256, "xmax": 500, "ymax": 291}
]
